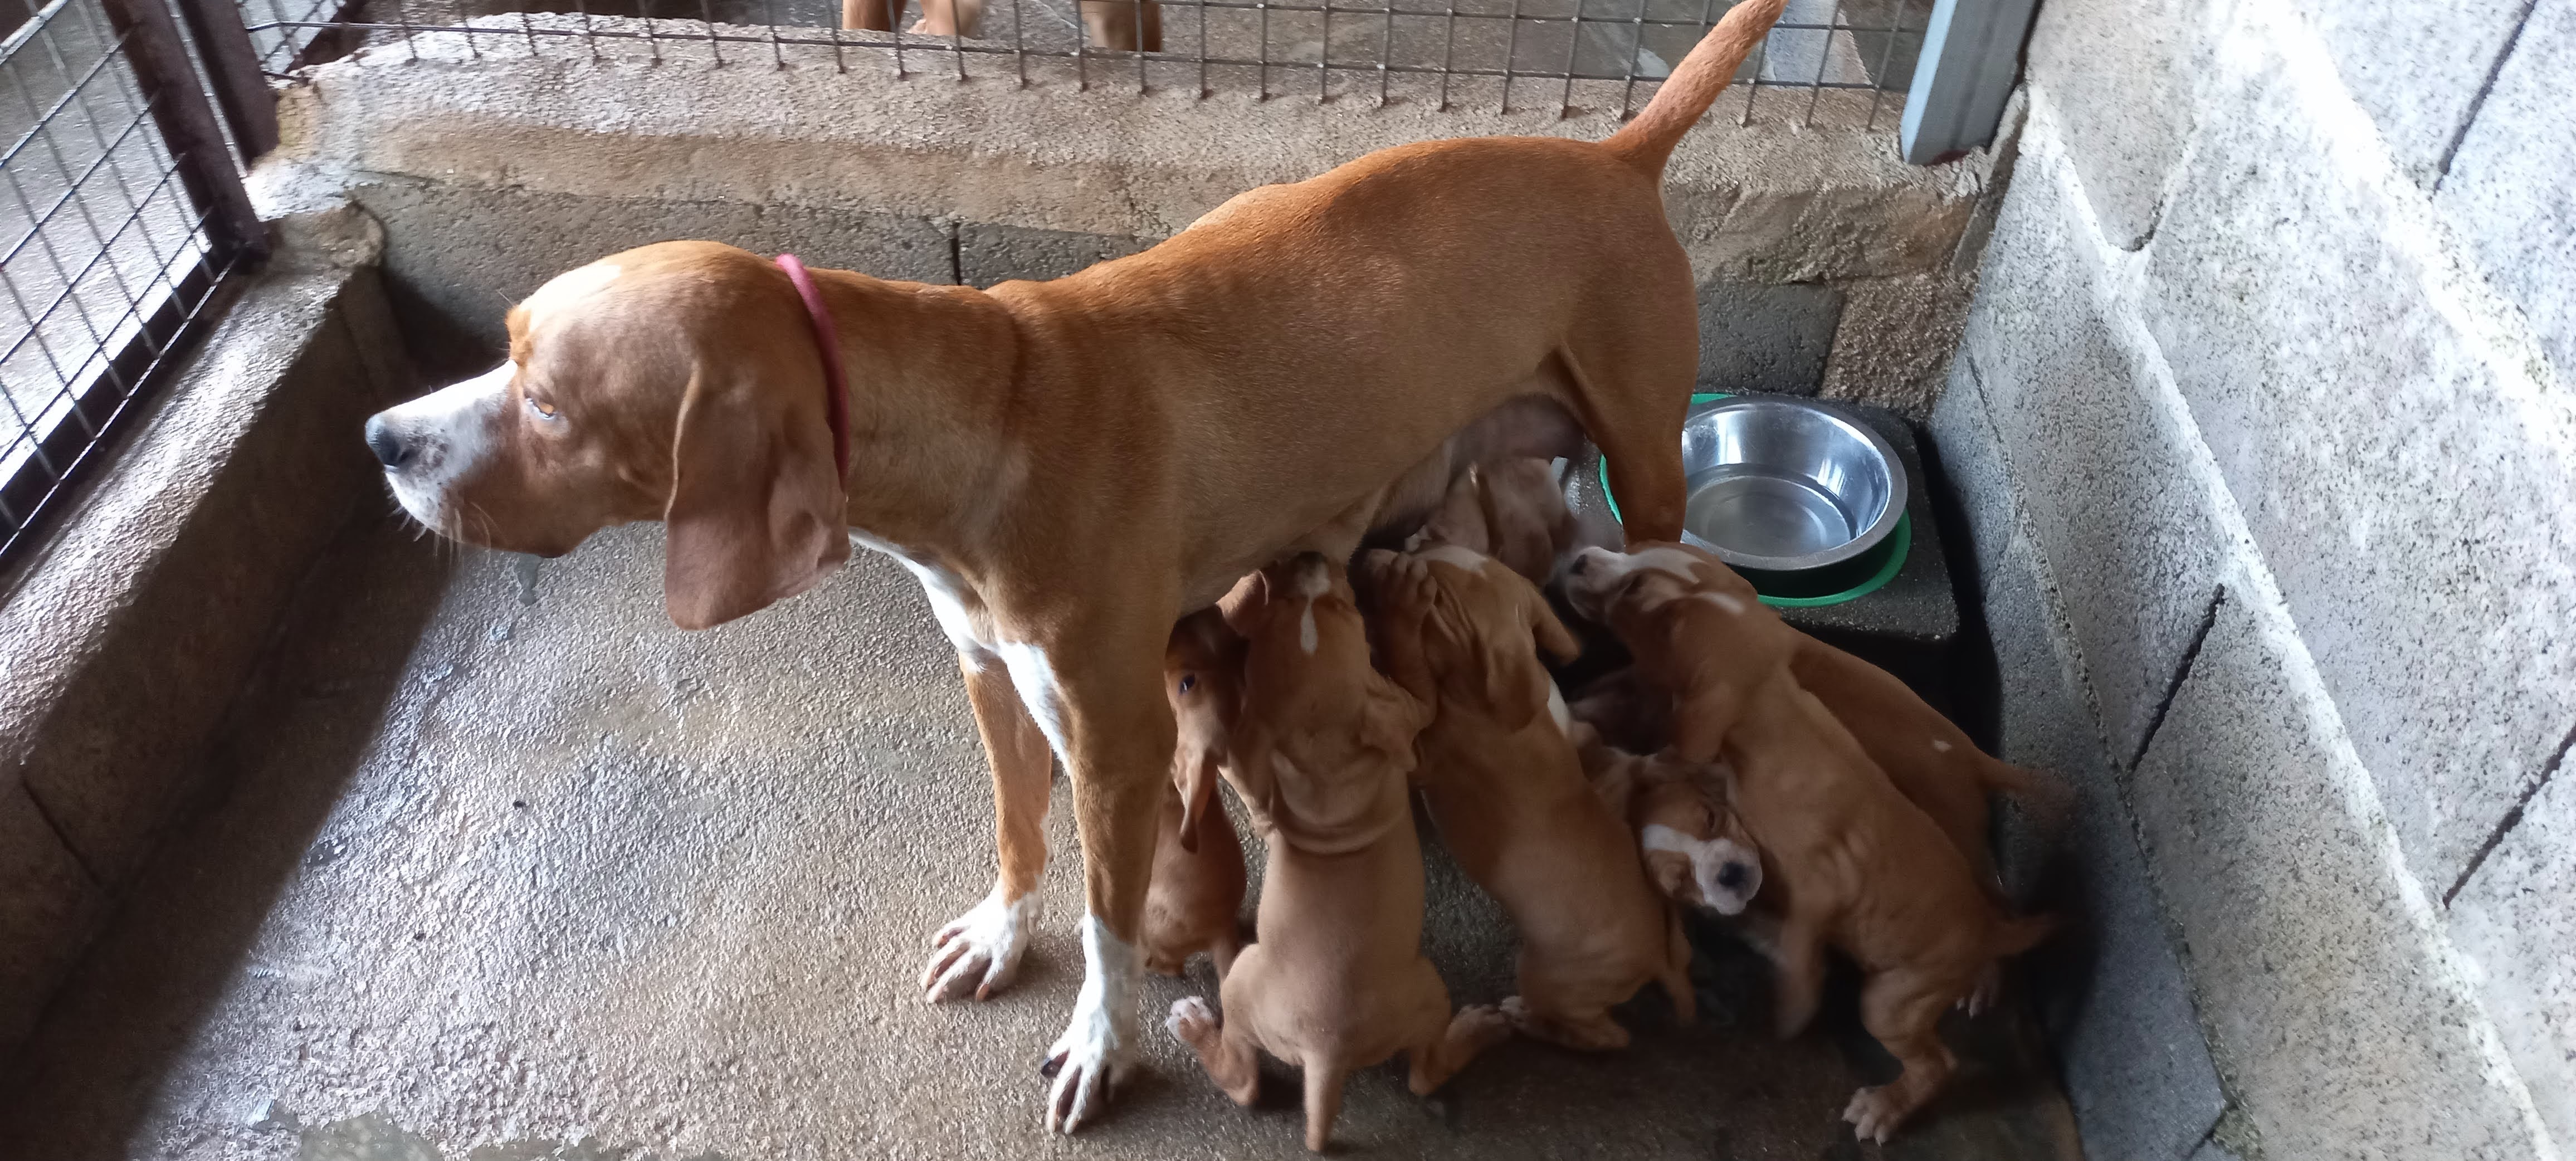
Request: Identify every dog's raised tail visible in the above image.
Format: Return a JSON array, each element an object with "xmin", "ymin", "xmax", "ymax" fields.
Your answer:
[{"xmin": 1602, "ymin": 0, "xmax": 1789, "ymax": 175}]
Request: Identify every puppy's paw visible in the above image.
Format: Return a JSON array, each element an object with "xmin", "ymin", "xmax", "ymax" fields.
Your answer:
[
  {"xmin": 1961, "ymin": 962, "xmax": 2002, "ymax": 1017},
  {"xmin": 1166, "ymin": 996, "xmax": 1222, "ymax": 1048},
  {"xmin": 1450, "ymin": 1003, "xmax": 1515, "ymax": 1052},
  {"xmin": 1842, "ymin": 1085, "xmax": 1909, "ymax": 1145},
  {"xmin": 921, "ymin": 888, "xmax": 1038, "ymax": 1003}
]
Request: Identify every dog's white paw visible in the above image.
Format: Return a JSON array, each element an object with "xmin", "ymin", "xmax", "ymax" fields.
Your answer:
[
  {"xmin": 1842, "ymin": 1085, "xmax": 1906, "ymax": 1145},
  {"xmin": 1166, "ymin": 996, "xmax": 1221, "ymax": 1047},
  {"xmin": 1960, "ymin": 962, "xmax": 2002, "ymax": 1017},
  {"xmin": 1040, "ymin": 915, "xmax": 1141, "ymax": 1133},
  {"xmin": 922, "ymin": 887, "xmax": 1038, "ymax": 1003}
]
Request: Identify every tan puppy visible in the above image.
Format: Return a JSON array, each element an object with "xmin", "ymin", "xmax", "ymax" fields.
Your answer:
[
  {"xmin": 1144, "ymin": 611, "xmax": 1251, "ymax": 979},
  {"xmin": 1562, "ymin": 543, "xmax": 2053, "ymax": 1143},
  {"xmin": 1407, "ymin": 458, "xmax": 1579, "ymax": 584},
  {"xmin": 1567, "ymin": 614, "xmax": 2068, "ymax": 903},
  {"xmin": 1165, "ymin": 555, "xmax": 1506, "ymax": 1152},
  {"xmin": 1568, "ymin": 721, "xmax": 1765, "ymax": 919},
  {"xmin": 1358, "ymin": 544, "xmax": 1693, "ymax": 1051},
  {"xmin": 360, "ymin": 0, "xmax": 1786, "ymax": 1129}
]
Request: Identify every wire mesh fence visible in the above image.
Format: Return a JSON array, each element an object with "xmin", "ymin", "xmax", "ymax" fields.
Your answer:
[
  {"xmin": 2, "ymin": 0, "xmax": 257, "ymax": 560},
  {"xmin": 238, "ymin": 0, "xmax": 1931, "ymax": 122}
]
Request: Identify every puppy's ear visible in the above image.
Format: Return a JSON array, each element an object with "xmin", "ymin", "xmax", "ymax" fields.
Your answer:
[
  {"xmin": 1519, "ymin": 574, "xmax": 1584, "ymax": 665},
  {"xmin": 1462, "ymin": 599, "xmax": 1552, "ymax": 731},
  {"xmin": 1414, "ymin": 468, "xmax": 1492, "ymax": 555},
  {"xmin": 1174, "ymin": 743, "xmax": 1221, "ymax": 854},
  {"xmin": 662, "ymin": 360, "xmax": 848, "ymax": 630},
  {"xmin": 1360, "ymin": 668, "xmax": 1432, "ymax": 754},
  {"xmin": 1364, "ymin": 554, "xmax": 1442, "ymax": 708}
]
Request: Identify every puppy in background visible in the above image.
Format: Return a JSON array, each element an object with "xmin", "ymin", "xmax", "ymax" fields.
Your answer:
[
  {"xmin": 1146, "ymin": 611, "xmax": 1251, "ymax": 980},
  {"xmin": 1407, "ymin": 458, "xmax": 1579, "ymax": 585},
  {"xmin": 1359, "ymin": 545, "xmax": 1694, "ymax": 1051},
  {"xmin": 1562, "ymin": 542, "xmax": 2052, "ymax": 1144},
  {"xmin": 1166, "ymin": 555, "xmax": 1506, "ymax": 1152}
]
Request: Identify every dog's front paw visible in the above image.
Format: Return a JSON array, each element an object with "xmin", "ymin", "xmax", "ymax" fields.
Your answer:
[
  {"xmin": 1842, "ymin": 1085, "xmax": 1909, "ymax": 1145},
  {"xmin": 922, "ymin": 887, "xmax": 1038, "ymax": 1002},
  {"xmin": 1038, "ymin": 915, "xmax": 1142, "ymax": 1133},
  {"xmin": 1166, "ymin": 996, "xmax": 1222, "ymax": 1048}
]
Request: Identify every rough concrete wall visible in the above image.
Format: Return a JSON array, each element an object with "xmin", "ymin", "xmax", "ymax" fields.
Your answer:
[
  {"xmin": 253, "ymin": 16, "xmax": 2006, "ymax": 412},
  {"xmin": 0, "ymin": 206, "xmax": 414, "ymax": 1064},
  {"xmin": 1941, "ymin": 0, "xmax": 2576, "ymax": 1154}
]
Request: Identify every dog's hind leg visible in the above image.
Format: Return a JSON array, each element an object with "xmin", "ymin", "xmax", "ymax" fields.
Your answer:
[
  {"xmin": 1769, "ymin": 909, "xmax": 1829, "ymax": 1039},
  {"xmin": 1549, "ymin": 334, "xmax": 1692, "ymax": 544},
  {"xmin": 1407, "ymin": 1001, "xmax": 1513, "ymax": 1095},
  {"xmin": 1501, "ymin": 995, "xmax": 1631, "ymax": 1052},
  {"xmin": 1843, "ymin": 968, "xmax": 1958, "ymax": 1144}
]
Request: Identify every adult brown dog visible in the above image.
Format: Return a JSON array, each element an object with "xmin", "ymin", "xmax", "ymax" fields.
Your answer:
[
  {"xmin": 1359, "ymin": 544, "xmax": 1693, "ymax": 1050},
  {"xmin": 1560, "ymin": 543, "xmax": 2053, "ymax": 1142},
  {"xmin": 359, "ymin": 0, "xmax": 1785, "ymax": 1130},
  {"xmin": 1164, "ymin": 555, "xmax": 1505, "ymax": 1151}
]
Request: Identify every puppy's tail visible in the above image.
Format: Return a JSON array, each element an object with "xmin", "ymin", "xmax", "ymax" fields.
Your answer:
[
  {"xmin": 1303, "ymin": 1064, "xmax": 1349, "ymax": 1152},
  {"xmin": 1601, "ymin": 0, "xmax": 1790, "ymax": 176}
]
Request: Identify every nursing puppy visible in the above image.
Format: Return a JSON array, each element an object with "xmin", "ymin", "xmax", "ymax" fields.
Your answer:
[
  {"xmin": 1568, "ymin": 722, "xmax": 1764, "ymax": 920},
  {"xmin": 1359, "ymin": 545, "xmax": 1693, "ymax": 1051},
  {"xmin": 1561, "ymin": 543, "xmax": 2053, "ymax": 1143},
  {"xmin": 1406, "ymin": 458, "xmax": 1580, "ymax": 585},
  {"xmin": 1144, "ymin": 611, "xmax": 1252, "ymax": 980},
  {"xmin": 1567, "ymin": 604, "xmax": 2067, "ymax": 905},
  {"xmin": 1167, "ymin": 555, "xmax": 1506, "ymax": 1152}
]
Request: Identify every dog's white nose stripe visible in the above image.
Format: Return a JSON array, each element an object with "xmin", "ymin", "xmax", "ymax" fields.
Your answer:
[{"xmin": 377, "ymin": 362, "xmax": 510, "ymax": 530}]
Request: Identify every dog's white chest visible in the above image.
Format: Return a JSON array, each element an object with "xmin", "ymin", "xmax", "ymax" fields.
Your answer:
[{"xmin": 851, "ymin": 532, "xmax": 1071, "ymax": 761}]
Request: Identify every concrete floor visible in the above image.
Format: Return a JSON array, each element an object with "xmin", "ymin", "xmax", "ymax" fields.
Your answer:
[{"xmin": 0, "ymin": 513, "xmax": 2082, "ymax": 1160}]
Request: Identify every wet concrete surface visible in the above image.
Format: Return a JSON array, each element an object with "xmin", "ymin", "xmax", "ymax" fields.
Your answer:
[{"xmin": 0, "ymin": 513, "xmax": 2082, "ymax": 1160}]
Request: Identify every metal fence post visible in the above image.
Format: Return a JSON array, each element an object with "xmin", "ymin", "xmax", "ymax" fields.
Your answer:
[
  {"xmin": 170, "ymin": 0, "xmax": 282, "ymax": 160},
  {"xmin": 97, "ymin": 0, "xmax": 271, "ymax": 264},
  {"xmin": 1897, "ymin": 0, "xmax": 2036, "ymax": 165}
]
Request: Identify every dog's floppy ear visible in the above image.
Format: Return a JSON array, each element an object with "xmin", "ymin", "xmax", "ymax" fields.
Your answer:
[
  {"xmin": 1174, "ymin": 741, "xmax": 1221, "ymax": 855},
  {"xmin": 662, "ymin": 359, "xmax": 848, "ymax": 630}
]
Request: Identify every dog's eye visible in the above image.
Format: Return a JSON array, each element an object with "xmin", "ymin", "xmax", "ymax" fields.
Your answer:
[
  {"xmin": 525, "ymin": 396, "xmax": 559, "ymax": 419},
  {"xmin": 1178, "ymin": 674, "xmax": 1198, "ymax": 695}
]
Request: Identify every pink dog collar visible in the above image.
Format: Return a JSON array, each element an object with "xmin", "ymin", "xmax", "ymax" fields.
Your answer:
[{"xmin": 774, "ymin": 253, "xmax": 852, "ymax": 485}]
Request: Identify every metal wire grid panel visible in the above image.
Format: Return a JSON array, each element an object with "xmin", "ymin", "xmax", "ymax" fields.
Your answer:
[
  {"xmin": 240, "ymin": 0, "xmax": 1929, "ymax": 121},
  {"xmin": 2, "ymin": 0, "xmax": 260, "ymax": 559}
]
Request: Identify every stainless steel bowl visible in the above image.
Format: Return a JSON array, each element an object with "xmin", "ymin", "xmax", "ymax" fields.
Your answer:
[{"xmin": 1678, "ymin": 397, "xmax": 1906, "ymax": 573}]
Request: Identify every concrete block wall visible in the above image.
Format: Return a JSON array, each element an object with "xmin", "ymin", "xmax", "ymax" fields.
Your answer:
[
  {"xmin": 252, "ymin": 16, "xmax": 2008, "ymax": 411},
  {"xmin": 1941, "ymin": 0, "xmax": 2576, "ymax": 1154}
]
